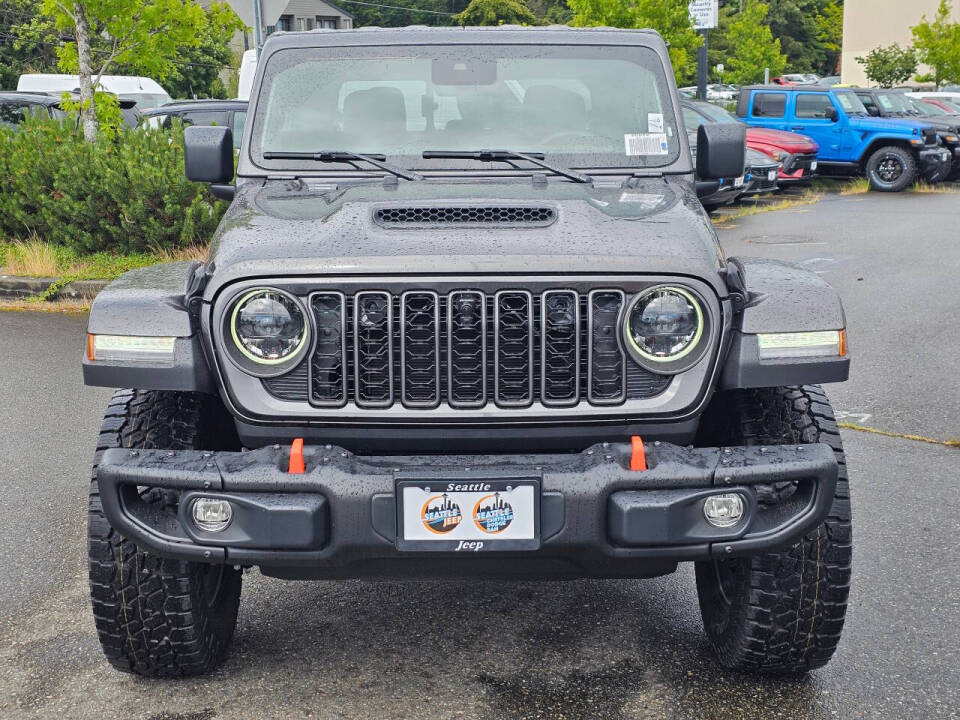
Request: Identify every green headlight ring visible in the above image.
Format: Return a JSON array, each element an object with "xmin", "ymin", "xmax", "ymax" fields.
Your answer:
[
  {"xmin": 625, "ymin": 285, "xmax": 705, "ymax": 364},
  {"xmin": 229, "ymin": 288, "xmax": 309, "ymax": 365}
]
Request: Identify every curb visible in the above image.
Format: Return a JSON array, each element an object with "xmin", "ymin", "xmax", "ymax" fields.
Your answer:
[{"xmin": 0, "ymin": 275, "xmax": 108, "ymax": 301}]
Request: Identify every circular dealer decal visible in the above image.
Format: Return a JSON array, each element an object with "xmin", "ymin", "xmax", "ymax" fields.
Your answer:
[
  {"xmin": 421, "ymin": 494, "xmax": 462, "ymax": 534},
  {"xmin": 473, "ymin": 493, "xmax": 515, "ymax": 534}
]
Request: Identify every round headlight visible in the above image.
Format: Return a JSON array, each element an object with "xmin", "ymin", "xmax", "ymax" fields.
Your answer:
[
  {"xmin": 623, "ymin": 286, "xmax": 707, "ymax": 372},
  {"xmin": 229, "ymin": 289, "xmax": 307, "ymax": 366}
]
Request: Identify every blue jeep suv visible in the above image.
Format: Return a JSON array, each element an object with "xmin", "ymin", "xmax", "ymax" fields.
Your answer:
[{"xmin": 737, "ymin": 85, "xmax": 951, "ymax": 191}]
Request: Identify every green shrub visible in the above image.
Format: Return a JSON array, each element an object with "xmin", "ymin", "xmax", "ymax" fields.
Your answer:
[{"xmin": 0, "ymin": 116, "xmax": 225, "ymax": 254}]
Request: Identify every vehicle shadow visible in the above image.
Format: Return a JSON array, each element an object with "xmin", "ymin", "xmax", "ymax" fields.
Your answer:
[{"xmin": 215, "ymin": 570, "xmax": 827, "ymax": 719}]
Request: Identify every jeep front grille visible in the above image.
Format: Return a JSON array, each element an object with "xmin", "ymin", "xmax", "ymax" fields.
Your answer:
[{"xmin": 266, "ymin": 289, "xmax": 671, "ymax": 409}]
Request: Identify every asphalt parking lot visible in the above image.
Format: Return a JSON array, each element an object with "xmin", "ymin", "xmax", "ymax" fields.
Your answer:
[{"xmin": 0, "ymin": 191, "xmax": 958, "ymax": 720}]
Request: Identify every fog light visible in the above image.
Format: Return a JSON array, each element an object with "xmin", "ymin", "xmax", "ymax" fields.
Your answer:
[
  {"xmin": 191, "ymin": 498, "xmax": 233, "ymax": 532},
  {"xmin": 703, "ymin": 493, "xmax": 744, "ymax": 528}
]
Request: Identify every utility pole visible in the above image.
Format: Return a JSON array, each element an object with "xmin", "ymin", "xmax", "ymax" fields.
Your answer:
[
  {"xmin": 697, "ymin": 29, "xmax": 708, "ymax": 100},
  {"xmin": 252, "ymin": 0, "xmax": 264, "ymax": 58}
]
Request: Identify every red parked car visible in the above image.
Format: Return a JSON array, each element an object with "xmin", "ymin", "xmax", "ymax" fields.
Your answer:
[{"xmin": 682, "ymin": 100, "xmax": 819, "ymax": 182}]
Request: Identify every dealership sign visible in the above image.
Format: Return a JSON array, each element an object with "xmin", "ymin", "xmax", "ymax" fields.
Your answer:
[{"xmin": 689, "ymin": 0, "xmax": 718, "ymax": 29}]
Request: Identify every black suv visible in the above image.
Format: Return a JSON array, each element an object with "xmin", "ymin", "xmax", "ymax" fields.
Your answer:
[
  {"xmin": 82, "ymin": 27, "xmax": 852, "ymax": 678},
  {"xmin": 141, "ymin": 99, "xmax": 248, "ymax": 148},
  {"xmin": 853, "ymin": 88, "xmax": 960, "ymax": 180},
  {"xmin": 0, "ymin": 91, "xmax": 139, "ymax": 129}
]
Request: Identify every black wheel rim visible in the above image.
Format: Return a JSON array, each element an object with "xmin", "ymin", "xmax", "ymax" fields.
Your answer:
[{"xmin": 877, "ymin": 155, "xmax": 904, "ymax": 183}]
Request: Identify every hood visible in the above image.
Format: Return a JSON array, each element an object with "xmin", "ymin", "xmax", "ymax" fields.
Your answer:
[
  {"xmin": 847, "ymin": 115, "xmax": 933, "ymax": 135},
  {"xmin": 204, "ymin": 177, "xmax": 727, "ymax": 299},
  {"xmin": 746, "ymin": 126, "xmax": 818, "ymax": 152}
]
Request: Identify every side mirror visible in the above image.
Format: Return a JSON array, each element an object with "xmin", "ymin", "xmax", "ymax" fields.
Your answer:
[
  {"xmin": 184, "ymin": 125, "xmax": 234, "ymax": 184},
  {"xmin": 696, "ymin": 122, "xmax": 746, "ymax": 180},
  {"xmin": 826, "ymin": 106, "xmax": 839, "ymax": 122}
]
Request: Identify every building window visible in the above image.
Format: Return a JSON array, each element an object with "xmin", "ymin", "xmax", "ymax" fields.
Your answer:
[
  {"xmin": 265, "ymin": 25, "xmax": 276, "ymax": 35},
  {"xmin": 317, "ymin": 15, "xmax": 338, "ymax": 29},
  {"xmin": 297, "ymin": 17, "xmax": 305, "ymax": 31},
  {"xmin": 305, "ymin": 17, "xmax": 315, "ymax": 30},
  {"xmin": 277, "ymin": 15, "xmax": 293, "ymax": 31}
]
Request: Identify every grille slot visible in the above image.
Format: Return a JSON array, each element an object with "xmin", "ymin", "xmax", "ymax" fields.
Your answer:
[
  {"xmin": 448, "ymin": 290, "xmax": 486, "ymax": 408},
  {"xmin": 353, "ymin": 291, "xmax": 393, "ymax": 407},
  {"xmin": 494, "ymin": 291, "xmax": 534, "ymax": 407},
  {"xmin": 263, "ymin": 287, "xmax": 672, "ymax": 409},
  {"xmin": 401, "ymin": 291, "xmax": 440, "ymax": 407},
  {"xmin": 309, "ymin": 292, "xmax": 347, "ymax": 406},
  {"xmin": 587, "ymin": 289, "xmax": 627, "ymax": 404},
  {"xmin": 541, "ymin": 290, "xmax": 579, "ymax": 406},
  {"xmin": 374, "ymin": 206, "xmax": 556, "ymax": 227}
]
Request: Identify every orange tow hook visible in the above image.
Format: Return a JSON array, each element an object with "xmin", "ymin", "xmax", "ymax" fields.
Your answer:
[
  {"xmin": 630, "ymin": 436, "xmax": 647, "ymax": 471},
  {"xmin": 288, "ymin": 437, "xmax": 305, "ymax": 474}
]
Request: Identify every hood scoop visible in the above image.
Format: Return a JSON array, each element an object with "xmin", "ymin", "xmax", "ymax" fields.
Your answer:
[{"xmin": 374, "ymin": 204, "xmax": 557, "ymax": 228}]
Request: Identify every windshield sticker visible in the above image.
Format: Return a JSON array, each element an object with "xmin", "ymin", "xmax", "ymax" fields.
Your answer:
[
  {"xmin": 647, "ymin": 112, "xmax": 664, "ymax": 133},
  {"xmin": 624, "ymin": 133, "xmax": 669, "ymax": 156}
]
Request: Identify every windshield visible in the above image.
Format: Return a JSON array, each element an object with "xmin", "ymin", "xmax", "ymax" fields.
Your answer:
[
  {"xmin": 874, "ymin": 92, "xmax": 914, "ymax": 114},
  {"xmin": 251, "ymin": 44, "xmax": 682, "ymax": 173},
  {"xmin": 690, "ymin": 102, "xmax": 739, "ymax": 124},
  {"xmin": 910, "ymin": 98, "xmax": 943, "ymax": 116},
  {"xmin": 119, "ymin": 93, "xmax": 172, "ymax": 110},
  {"xmin": 834, "ymin": 91, "xmax": 867, "ymax": 114}
]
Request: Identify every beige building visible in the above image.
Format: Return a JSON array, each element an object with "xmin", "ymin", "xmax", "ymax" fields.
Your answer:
[{"xmin": 841, "ymin": 0, "xmax": 960, "ymax": 85}]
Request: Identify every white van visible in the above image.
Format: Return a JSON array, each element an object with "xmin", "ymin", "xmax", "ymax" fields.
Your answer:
[
  {"xmin": 16, "ymin": 74, "xmax": 173, "ymax": 110},
  {"xmin": 237, "ymin": 49, "xmax": 258, "ymax": 101}
]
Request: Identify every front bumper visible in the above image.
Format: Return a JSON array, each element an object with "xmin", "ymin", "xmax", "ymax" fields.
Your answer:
[
  {"xmin": 96, "ymin": 441, "xmax": 838, "ymax": 579},
  {"xmin": 919, "ymin": 146, "xmax": 953, "ymax": 181}
]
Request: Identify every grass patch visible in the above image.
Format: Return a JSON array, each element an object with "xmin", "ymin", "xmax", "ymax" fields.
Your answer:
[
  {"xmin": 839, "ymin": 177, "xmax": 871, "ymax": 195},
  {"xmin": 711, "ymin": 189, "xmax": 823, "ymax": 226},
  {"xmin": 0, "ymin": 236, "xmax": 208, "ymax": 281},
  {"xmin": 911, "ymin": 180, "xmax": 960, "ymax": 194},
  {"xmin": 0, "ymin": 298, "xmax": 91, "ymax": 314}
]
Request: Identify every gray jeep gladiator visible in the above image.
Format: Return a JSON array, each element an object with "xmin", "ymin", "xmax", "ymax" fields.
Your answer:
[{"xmin": 82, "ymin": 26, "xmax": 852, "ymax": 677}]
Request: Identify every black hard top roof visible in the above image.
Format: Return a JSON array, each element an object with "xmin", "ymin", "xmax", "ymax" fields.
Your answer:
[
  {"xmin": 740, "ymin": 84, "xmax": 843, "ymax": 93},
  {"xmin": 260, "ymin": 24, "xmax": 665, "ymax": 50},
  {"xmin": 142, "ymin": 99, "xmax": 248, "ymax": 116},
  {"xmin": 0, "ymin": 91, "xmax": 61, "ymax": 105}
]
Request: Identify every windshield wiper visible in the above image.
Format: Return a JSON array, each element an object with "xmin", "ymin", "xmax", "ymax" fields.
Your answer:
[
  {"xmin": 262, "ymin": 150, "xmax": 423, "ymax": 181},
  {"xmin": 422, "ymin": 149, "xmax": 591, "ymax": 183}
]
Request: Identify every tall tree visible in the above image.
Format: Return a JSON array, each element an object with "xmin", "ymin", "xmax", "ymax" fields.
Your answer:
[
  {"xmin": 0, "ymin": 0, "xmax": 60, "ymax": 89},
  {"xmin": 456, "ymin": 0, "xmax": 537, "ymax": 25},
  {"xmin": 41, "ymin": 0, "xmax": 207, "ymax": 140},
  {"xmin": 723, "ymin": 0, "xmax": 786, "ymax": 85},
  {"xmin": 856, "ymin": 43, "xmax": 917, "ymax": 88},
  {"xmin": 814, "ymin": 0, "xmax": 843, "ymax": 75},
  {"xmin": 568, "ymin": 0, "xmax": 702, "ymax": 84},
  {"xmin": 762, "ymin": 0, "xmax": 840, "ymax": 75},
  {"xmin": 911, "ymin": 0, "xmax": 960, "ymax": 88},
  {"xmin": 142, "ymin": 3, "xmax": 244, "ymax": 99}
]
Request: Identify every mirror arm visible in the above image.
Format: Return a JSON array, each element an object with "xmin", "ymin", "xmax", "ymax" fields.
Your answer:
[{"xmin": 210, "ymin": 184, "xmax": 235, "ymax": 201}]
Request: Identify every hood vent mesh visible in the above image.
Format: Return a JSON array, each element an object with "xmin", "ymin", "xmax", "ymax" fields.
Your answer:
[{"xmin": 374, "ymin": 206, "xmax": 556, "ymax": 227}]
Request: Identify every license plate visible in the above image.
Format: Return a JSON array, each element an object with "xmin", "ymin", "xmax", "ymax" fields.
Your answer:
[
  {"xmin": 734, "ymin": 175, "xmax": 745, "ymax": 187},
  {"xmin": 768, "ymin": 170, "xmax": 778, "ymax": 181},
  {"xmin": 396, "ymin": 479, "xmax": 540, "ymax": 552},
  {"xmin": 811, "ymin": 161, "xmax": 818, "ymax": 171}
]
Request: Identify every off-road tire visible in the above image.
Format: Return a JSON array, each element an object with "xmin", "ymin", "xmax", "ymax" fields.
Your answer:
[
  {"xmin": 88, "ymin": 389, "xmax": 243, "ymax": 677},
  {"xmin": 694, "ymin": 385, "xmax": 852, "ymax": 674},
  {"xmin": 865, "ymin": 144, "xmax": 916, "ymax": 192}
]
